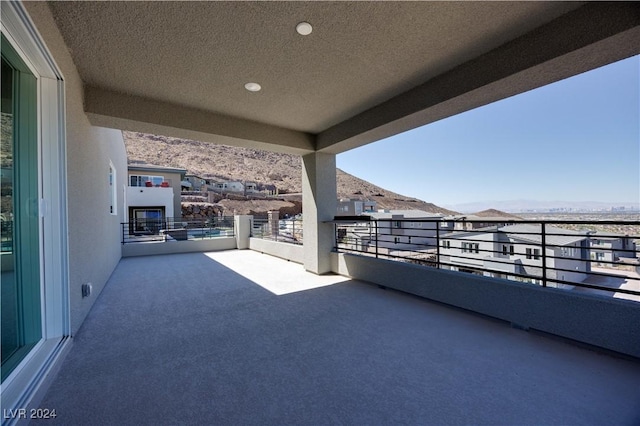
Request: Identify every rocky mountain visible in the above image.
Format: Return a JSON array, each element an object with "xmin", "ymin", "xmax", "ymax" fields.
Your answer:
[{"xmin": 123, "ymin": 131, "xmax": 457, "ymax": 216}]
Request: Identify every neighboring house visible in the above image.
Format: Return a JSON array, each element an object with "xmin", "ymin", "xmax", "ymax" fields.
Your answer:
[
  {"xmin": 444, "ymin": 214, "xmax": 518, "ymax": 231},
  {"xmin": 126, "ymin": 165, "xmax": 187, "ymax": 227},
  {"xmin": 366, "ymin": 210, "xmax": 444, "ymax": 252},
  {"xmin": 214, "ymin": 181, "xmax": 244, "ymax": 192},
  {"xmin": 263, "ymin": 184, "xmax": 278, "ymax": 196},
  {"xmin": 212, "ymin": 180, "xmax": 261, "ymax": 194},
  {"xmin": 245, "ymin": 181, "xmax": 258, "ymax": 193},
  {"xmin": 440, "ymin": 224, "xmax": 590, "ymax": 286},
  {"xmin": 589, "ymin": 232, "xmax": 638, "ymax": 264},
  {"xmin": 336, "ymin": 199, "xmax": 377, "ymax": 216},
  {"xmin": 184, "ymin": 174, "xmax": 207, "ymax": 191}
]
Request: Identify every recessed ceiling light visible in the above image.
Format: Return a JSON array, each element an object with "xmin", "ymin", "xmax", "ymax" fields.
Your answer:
[
  {"xmin": 296, "ymin": 22, "xmax": 313, "ymax": 36},
  {"xmin": 244, "ymin": 82, "xmax": 261, "ymax": 92}
]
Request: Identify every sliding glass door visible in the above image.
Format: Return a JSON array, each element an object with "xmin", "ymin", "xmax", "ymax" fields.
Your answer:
[{"xmin": 1, "ymin": 35, "xmax": 42, "ymax": 382}]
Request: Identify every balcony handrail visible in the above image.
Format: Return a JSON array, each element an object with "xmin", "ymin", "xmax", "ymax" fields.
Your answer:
[
  {"xmin": 121, "ymin": 216, "xmax": 235, "ymax": 244},
  {"xmin": 252, "ymin": 217, "xmax": 303, "ymax": 245},
  {"xmin": 334, "ymin": 217, "xmax": 640, "ymax": 299},
  {"xmin": 129, "ymin": 176, "xmax": 174, "ymax": 187}
]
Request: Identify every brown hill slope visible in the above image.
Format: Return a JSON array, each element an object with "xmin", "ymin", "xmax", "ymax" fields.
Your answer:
[
  {"xmin": 123, "ymin": 131, "xmax": 457, "ymax": 215},
  {"xmin": 336, "ymin": 169, "xmax": 456, "ymax": 214}
]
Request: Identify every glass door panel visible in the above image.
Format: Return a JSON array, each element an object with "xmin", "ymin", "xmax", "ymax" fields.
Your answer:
[
  {"xmin": 1, "ymin": 35, "xmax": 42, "ymax": 382},
  {"xmin": 131, "ymin": 208, "xmax": 164, "ymax": 234}
]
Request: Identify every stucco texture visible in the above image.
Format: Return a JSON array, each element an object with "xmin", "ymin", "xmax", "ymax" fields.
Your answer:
[{"xmin": 24, "ymin": 2, "xmax": 128, "ymax": 334}]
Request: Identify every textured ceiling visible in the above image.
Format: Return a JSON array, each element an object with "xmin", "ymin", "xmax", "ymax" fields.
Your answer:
[{"xmin": 46, "ymin": 1, "xmax": 639, "ymax": 154}]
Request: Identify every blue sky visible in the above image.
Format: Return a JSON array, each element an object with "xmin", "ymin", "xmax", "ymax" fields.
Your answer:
[{"xmin": 337, "ymin": 55, "xmax": 639, "ymax": 208}]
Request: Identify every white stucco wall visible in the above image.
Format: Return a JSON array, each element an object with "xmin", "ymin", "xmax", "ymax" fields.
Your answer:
[
  {"xmin": 226, "ymin": 181, "xmax": 244, "ymax": 192},
  {"xmin": 549, "ymin": 244, "xmax": 588, "ymax": 284},
  {"xmin": 128, "ymin": 169, "xmax": 183, "ymax": 215},
  {"xmin": 442, "ymin": 232, "xmax": 496, "ymax": 268},
  {"xmin": 376, "ymin": 219, "xmax": 438, "ymax": 251},
  {"xmin": 126, "ymin": 187, "xmax": 175, "ymax": 218},
  {"xmin": 331, "ymin": 252, "xmax": 640, "ymax": 359},
  {"xmin": 24, "ymin": 2, "xmax": 128, "ymax": 334}
]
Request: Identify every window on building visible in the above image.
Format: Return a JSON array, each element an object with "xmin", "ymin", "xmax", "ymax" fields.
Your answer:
[
  {"xmin": 462, "ymin": 242, "xmax": 478, "ymax": 253},
  {"xmin": 129, "ymin": 207, "xmax": 166, "ymax": 234},
  {"xmin": 509, "ymin": 245, "xmax": 514, "ymax": 256},
  {"xmin": 393, "ymin": 221, "xmax": 402, "ymax": 228},
  {"xmin": 442, "ymin": 240, "xmax": 450, "ymax": 249},
  {"xmin": 129, "ymin": 174, "xmax": 164, "ymax": 187},
  {"xmin": 526, "ymin": 248, "xmax": 541, "ymax": 260},
  {"xmin": 502, "ymin": 245, "xmax": 507, "ymax": 256}
]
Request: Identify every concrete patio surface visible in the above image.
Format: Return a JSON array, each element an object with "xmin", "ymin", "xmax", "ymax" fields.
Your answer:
[{"xmin": 33, "ymin": 250, "xmax": 640, "ymax": 425}]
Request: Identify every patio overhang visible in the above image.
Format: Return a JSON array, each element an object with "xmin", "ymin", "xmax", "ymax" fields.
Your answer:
[
  {"xmin": 35, "ymin": 0, "xmax": 640, "ymax": 275},
  {"xmin": 46, "ymin": 1, "xmax": 640, "ymax": 155}
]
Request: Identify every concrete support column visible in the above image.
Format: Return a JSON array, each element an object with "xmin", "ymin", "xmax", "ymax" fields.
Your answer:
[
  {"xmin": 302, "ymin": 152, "xmax": 336, "ymax": 274},
  {"xmin": 234, "ymin": 215, "xmax": 252, "ymax": 249}
]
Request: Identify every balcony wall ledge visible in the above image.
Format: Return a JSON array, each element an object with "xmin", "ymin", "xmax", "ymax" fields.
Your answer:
[
  {"xmin": 249, "ymin": 238, "xmax": 304, "ymax": 264},
  {"xmin": 122, "ymin": 237, "xmax": 236, "ymax": 257},
  {"xmin": 331, "ymin": 252, "xmax": 640, "ymax": 359}
]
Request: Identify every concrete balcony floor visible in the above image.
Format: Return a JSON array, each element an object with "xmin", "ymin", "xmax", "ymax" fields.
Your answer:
[{"xmin": 35, "ymin": 250, "xmax": 640, "ymax": 425}]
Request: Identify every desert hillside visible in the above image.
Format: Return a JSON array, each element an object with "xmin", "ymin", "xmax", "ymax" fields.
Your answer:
[{"xmin": 123, "ymin": 131, "xmax": 457, "ymax": 215}]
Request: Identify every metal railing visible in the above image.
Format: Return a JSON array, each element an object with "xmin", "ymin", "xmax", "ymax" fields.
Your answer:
[
  {"xmin": 334, "ymin": 217, "xmax": 640, "ymax": 300},
  {"xmin": 129, "ymin": 176, "xmax": 174, "ymax": 188},
  {"xmin": 121, "ymin": 216, "xmax": 234, "ymax": 244},
  {"xmin": 252, "ymin": 217, "xmax": 303, "ymax": 245}
]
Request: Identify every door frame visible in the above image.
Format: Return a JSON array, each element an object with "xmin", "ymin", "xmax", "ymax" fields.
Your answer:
[{"xmin": 1, "ymin": 1, "xmax": 70, "ymax": 417}]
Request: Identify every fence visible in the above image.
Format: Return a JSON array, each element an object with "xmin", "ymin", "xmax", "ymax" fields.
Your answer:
[
  {"xmin": 334, "ymin": 217, "xmax": 640, "ymax": 300},
  {"xmin": 252, "ymin": 217, "xmax": 303, "ymax": 245},
  {"xmin": 121, "ymin": 216, "xmax": 235, "ymax": 244}
]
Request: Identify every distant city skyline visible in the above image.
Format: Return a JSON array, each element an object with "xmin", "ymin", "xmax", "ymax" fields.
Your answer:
[
  {"xmin": 443, "ymin": 199, "xmax": 640, "ymax": 214},
  {"xmin": 337, "ymin": 55, "xmax": 639, "ymax": 208}
]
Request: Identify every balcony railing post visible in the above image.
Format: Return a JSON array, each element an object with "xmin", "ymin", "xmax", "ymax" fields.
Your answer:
[
  {"xmin": 375, "ymin": 219, "xmax": 379, "ymax": 259},
  {"xmin": 436, "ymin": 220, "xmax": 441, "ymax": 269},
  {"xmin": 541, "ymin": 222, "xmax": 547, "ymax": 287}
]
